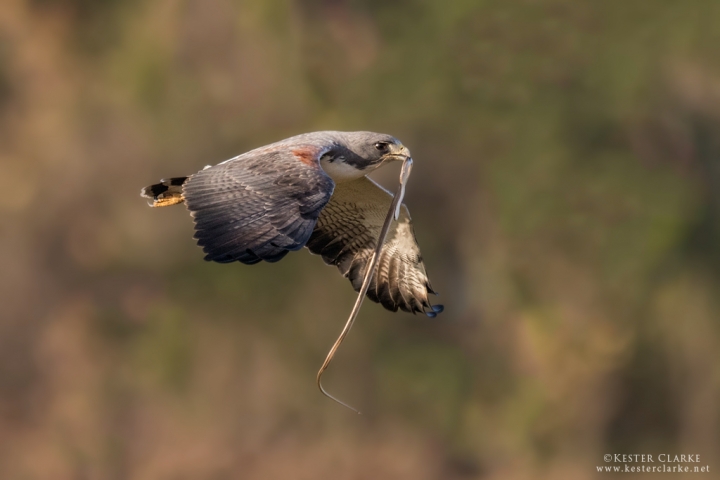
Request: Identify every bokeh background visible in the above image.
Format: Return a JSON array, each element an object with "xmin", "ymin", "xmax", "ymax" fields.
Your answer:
[{"xmin": 1, "ymin": 0, "xmax": 720, "ymax": 478}]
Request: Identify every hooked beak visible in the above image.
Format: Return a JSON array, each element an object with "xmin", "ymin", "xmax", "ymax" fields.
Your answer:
[{"xmin": 384, "ymin": 144, "xmax": 412, "ymax": 163}]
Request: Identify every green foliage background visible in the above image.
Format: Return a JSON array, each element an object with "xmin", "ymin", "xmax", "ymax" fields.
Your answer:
[{"xmin": 1, "ymin": 0, "xmax": 719, "ymax": 478}]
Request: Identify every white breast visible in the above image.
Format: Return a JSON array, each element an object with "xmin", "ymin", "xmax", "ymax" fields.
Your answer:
[{"xmin": 320, "ymin": 156, "xmax": 368, "ymax": 183}]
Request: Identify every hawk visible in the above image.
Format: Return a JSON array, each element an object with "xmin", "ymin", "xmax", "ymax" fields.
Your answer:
[{"xmin": 141, "ymin": 131, "xmax": 443, "ymax": 317}]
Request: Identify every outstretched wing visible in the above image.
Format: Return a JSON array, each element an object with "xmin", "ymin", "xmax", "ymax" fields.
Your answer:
[
  {"xmin": 306, "ymin": 177, "xmax": 442, "ymax": 316},
  {"xmin": 183, "ymin": 143, "xmax": 335, "ymax": 264}
]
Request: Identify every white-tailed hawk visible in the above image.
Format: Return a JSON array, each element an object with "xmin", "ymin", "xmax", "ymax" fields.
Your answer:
[{"xmin": 141, "ymin": 131, "xmax": 442, "ymax": 317}]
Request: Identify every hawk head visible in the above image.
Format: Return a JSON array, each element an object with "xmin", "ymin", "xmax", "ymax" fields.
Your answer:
[{"xmin": 319, "ymin": 131, "xmax": 412, "ymax": 183}]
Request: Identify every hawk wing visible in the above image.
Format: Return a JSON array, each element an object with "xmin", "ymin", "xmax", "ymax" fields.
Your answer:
[
  {"xmin": 183, "ymin": 144, "xmax": 335, "ymax": 264},
  {"xmin": 306, "ymin": 177, "xmax": 443, "ymax": 317}
]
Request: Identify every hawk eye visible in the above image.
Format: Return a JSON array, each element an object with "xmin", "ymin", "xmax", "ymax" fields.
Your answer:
[{"xmin": 374, "ymin": 141, "xmax": 390, "ymax": 152}]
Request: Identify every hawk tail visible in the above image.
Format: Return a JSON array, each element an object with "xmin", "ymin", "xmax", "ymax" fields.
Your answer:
[{"xmin": 141, "ymin": 176, "xmax": 189, "ymax": 207}]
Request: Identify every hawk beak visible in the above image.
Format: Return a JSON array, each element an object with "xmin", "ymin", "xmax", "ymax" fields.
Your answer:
[{"xmin": 387, "ymin": 144, "xmax": 411, "ymax": 162}]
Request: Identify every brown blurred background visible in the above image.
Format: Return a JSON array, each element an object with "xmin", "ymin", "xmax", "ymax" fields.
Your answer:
[{"xmin": 1, "ymin": 0, "xmax": 720, "ymax": 478}]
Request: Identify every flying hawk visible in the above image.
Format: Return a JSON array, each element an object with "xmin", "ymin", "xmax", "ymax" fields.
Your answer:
[{"xmin": 141, "ymin": 131, "xmax": 443, "ymax": 317}]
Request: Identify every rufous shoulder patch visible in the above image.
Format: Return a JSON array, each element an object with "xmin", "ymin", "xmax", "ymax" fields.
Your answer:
[{"xmin": 292, "ymin": 146, "xmax": 322, "ymax": 167}]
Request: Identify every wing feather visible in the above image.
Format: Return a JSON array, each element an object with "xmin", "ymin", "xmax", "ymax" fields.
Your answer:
[
  {"xmin": 183, "ymin": 143, "xmax": 335, "ymax": 264},
  {"xmin": 306, "ymin": 177, "xmax": 442, "ymax": 316}
]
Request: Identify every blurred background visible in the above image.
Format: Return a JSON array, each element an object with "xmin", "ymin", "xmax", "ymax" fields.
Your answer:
[{"xmin": 1, "ymin": 0, "xmax": 720, "ymax": 478}]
